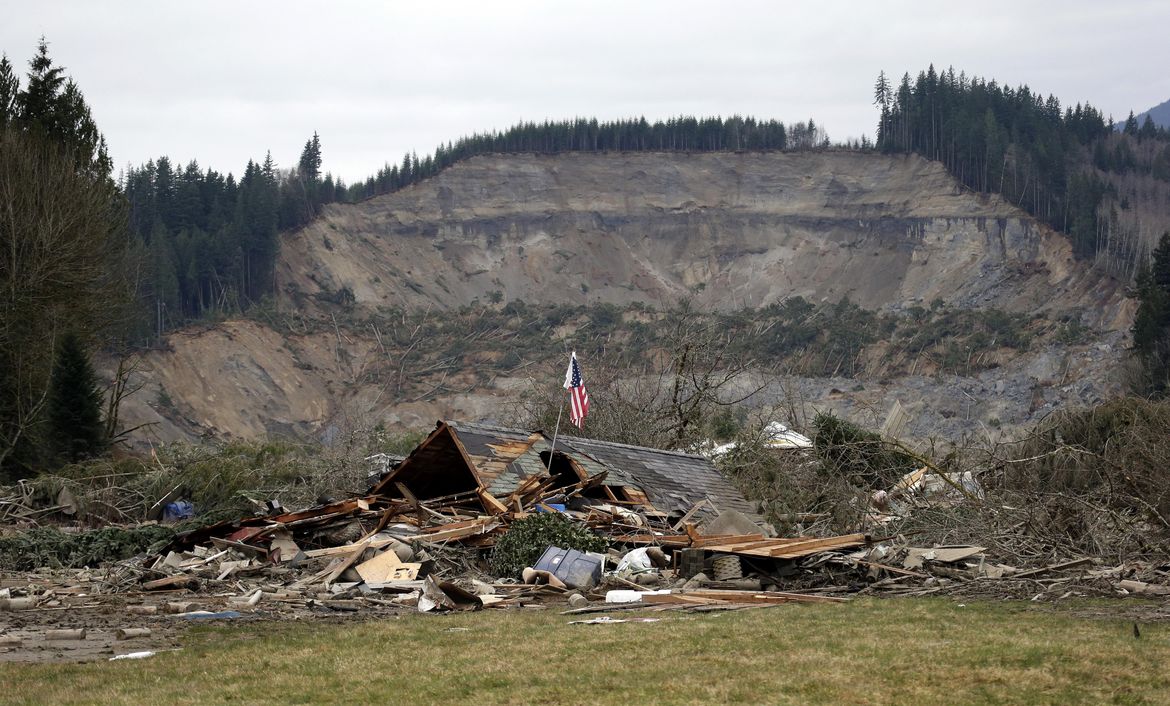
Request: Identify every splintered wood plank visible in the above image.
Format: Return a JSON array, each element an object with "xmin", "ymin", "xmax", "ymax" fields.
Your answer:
[
  {"xmin": 766, "ymin": 534, "xmax": 868, "ymax": 558},
  {"xmin": 477, "ymin": 488, "xmax": 510, "ymax": 515},
  {"xmin": 690, "ymin": 534, "xmax": 766, "ymax": 548},
  {"xmin": 608, "ymin": 534, "xmax": 692, "ymax": 547},
  {"xmin": 417, "ymin": 518, "xmax": 501, "ymax": 543},
  {"xmin": 302, "ymin": 537, "xmax": 394, "ymax": 559},
  {"xmin": 697, "ymin": 533, "xmax": 868, "ymax": 558},
  {"xmin": 700, "ymin": 539, "xmax": 790, "ymax": 553},
  {"xmin": 694, "ymin": 535, "xmax": 819, "ymax": 550},
  {"xmin": 323, "ymin": 544, "xmax": 368, "ymax": 586}
]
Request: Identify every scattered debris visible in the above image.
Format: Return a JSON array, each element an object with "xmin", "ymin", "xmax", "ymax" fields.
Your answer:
[
  {"xmin": 109, "ymin": 651, "xmax": 158, "ymax": 660},
  {"xmin": 8, "ymin": 415, "xmax": 1170, "ymax": 664}
]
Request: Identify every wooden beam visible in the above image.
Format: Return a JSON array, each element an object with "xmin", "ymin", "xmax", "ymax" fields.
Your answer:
[
  {"xmin": 671, "ymin": 499, "xmax": 712, "ymax": 532},
  {"xmin": 477, "ymin": 488, "xmax": 509, "ymax": 515},
  {"xmin": 416, "ymin": 518, "xmax": 502, "ymax": 543},
  {"xmin": 690, "ymin": 533, "xmax": 766, "ymax": 548}
]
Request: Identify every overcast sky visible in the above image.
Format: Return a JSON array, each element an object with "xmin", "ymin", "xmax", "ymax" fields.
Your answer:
[{"xmin": 3, "ymin": 1, "xmax": 1168, "ymax": 183}]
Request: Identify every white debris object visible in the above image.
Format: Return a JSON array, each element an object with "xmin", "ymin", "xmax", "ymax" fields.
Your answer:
[{"xmin": 604, "ymin": 589, "xmax": 672, "ymax": 604}]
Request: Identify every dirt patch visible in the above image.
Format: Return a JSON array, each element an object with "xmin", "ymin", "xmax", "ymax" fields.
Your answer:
[
  {"xmin": 0, "ymin": 591, "xmax": 406, "ymax": 664},
  {"xmin": 0, "ymin": 598, "xmax": 187, "ymax": 664}
]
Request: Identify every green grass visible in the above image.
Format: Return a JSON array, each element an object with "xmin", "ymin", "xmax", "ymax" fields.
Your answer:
[{"xmin": 2, "ymin": 598, "xmax": 1168, "ymax": 705}]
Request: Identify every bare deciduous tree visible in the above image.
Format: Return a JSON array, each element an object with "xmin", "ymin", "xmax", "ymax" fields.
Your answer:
[
  {"xmin": 513, "ymin": 300, "xmax": 768, "ymax": 450},
  {"xmin": 0, "ymin": 129, "xmax": 128, "ymax": 472}
]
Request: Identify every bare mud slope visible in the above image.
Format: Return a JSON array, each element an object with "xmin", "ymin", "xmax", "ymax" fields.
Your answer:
[
  {"xmin": 280, "ymin": 152, "xmax": 1125, "ymax": 326},
  {"xmin": 116, "ymin": 152, "xmax": 1132, "ymax": 447}
]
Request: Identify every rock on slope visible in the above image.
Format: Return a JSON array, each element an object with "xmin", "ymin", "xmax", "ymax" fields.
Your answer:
[{"xmin": 114, "ymin": 151, "xmax": 1131, "ymax": 447}]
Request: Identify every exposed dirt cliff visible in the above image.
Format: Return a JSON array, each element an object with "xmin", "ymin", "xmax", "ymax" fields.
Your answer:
[
  {"xmin": 113, "ymin": 151, "xmax": 1132, "ymax": 448},
  {"xmin": 279, "ymin": 152, "xmax": 1127, "ymax": 327}
]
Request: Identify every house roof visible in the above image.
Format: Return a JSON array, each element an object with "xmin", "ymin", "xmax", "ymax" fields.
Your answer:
[
  {"xmin": 554, "ymin": 434, "xmax": 759, "ymax": 517},
  {"xmin": 377, "ymin": 420, "xmax": 757, "ymax": 521}
]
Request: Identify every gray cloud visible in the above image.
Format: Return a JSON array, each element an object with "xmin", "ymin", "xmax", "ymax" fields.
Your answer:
[{"xmin": 3, "ymin": 0, "xmax": 1168, "ymax": 183}]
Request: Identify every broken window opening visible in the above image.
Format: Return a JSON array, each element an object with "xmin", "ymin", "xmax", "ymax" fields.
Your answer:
[
  {"xmin": 540, "ymin": 451, "xmax": 610, "ymax": 499},
  {"xmin": 386, "ymin": 428, "xmax": 481, "ymax": 501}
]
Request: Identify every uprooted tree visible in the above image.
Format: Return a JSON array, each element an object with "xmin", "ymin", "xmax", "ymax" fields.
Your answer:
[{"xmin": 810, "ymin": 412, "xmax": 920, "ymax": 489}]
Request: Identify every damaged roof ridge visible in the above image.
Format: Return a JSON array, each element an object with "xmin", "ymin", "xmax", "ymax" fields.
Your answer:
[
  {"xmin": 446, "ymin": 419, "xmax": 535, "ymax": 437},
  {"xmin": 557, "ymin": 434, "xmax": 709, "ymax": 461},
  {"xmin": 442, "ymin": 419, "xmax": 713, "ymax": 462},
  {"xmin": 445, "ymin": 420, "xmax": 704, "ymax": 460}
]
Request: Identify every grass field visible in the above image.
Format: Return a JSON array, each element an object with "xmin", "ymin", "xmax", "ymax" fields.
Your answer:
[{"xmin": 1, "ymin": 598, "xmax": 1168, "ymax": 705}]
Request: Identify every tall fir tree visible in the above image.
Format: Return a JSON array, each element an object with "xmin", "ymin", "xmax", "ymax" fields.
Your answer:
[
  {"xmin": 0, "ymin": 54, "xmax": 18, "ymax": 128},
  {"xmin": 1133, "ymin": 232, "xmax": 1170, "ymax": 395},
  {"xmin": 46, "ymin": 332, "xmax": 107, "ymax": 463}
]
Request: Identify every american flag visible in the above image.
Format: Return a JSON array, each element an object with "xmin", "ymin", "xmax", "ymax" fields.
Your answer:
[{"xmin": 563, "ymin": 352, "xmax": 590, "ymax": 429}]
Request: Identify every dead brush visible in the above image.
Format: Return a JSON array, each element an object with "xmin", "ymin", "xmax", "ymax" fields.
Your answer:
[
  {"xmin": 722, "ymin": 398, "xmax": 1170, "ymax": 578},
  {"xmin": 976, "ymin": 398, "xmax": 1170, "ymax": 557},
  {"xmin": 0, "ymin": 440, "xmax": 374, "ymax": 527},
  {"xmin": 718, "ymin": 428, "xmax": 870, "ymax": 536}
]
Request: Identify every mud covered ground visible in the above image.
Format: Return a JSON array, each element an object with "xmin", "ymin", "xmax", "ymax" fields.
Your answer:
[
  {"xmin": 0, "ymin": 588, "xmax": 403, "ymax": 664},
  {"xmin": 4, "ymin": 579, "xmax": 1169, "ymax": 665}
]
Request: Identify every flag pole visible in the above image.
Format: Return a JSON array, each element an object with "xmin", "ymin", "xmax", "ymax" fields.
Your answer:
[{"xmin": 545, "ymin": 388, "xmax": 567, "ymax": 473}]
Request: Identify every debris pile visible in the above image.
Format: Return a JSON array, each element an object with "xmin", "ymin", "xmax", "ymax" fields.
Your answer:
[
  {"xmin": 0, "ymin": 480, "xmax": 877, "ymax": 664},
  {"xmin": 6, "ymin": 416, "xmax": 1170, "ymax": 661}
]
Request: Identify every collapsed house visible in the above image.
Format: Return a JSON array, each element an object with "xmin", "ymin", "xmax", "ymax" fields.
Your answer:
[
  {"xmin": 371, "ymin": 420, "xmax": 761, "ymax": 526},
  {"xmin": 103, "ymin": 419, "xmax": 867, "ymax": 618}
]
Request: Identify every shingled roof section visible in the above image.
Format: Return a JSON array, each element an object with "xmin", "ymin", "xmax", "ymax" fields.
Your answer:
[
  {"xmin": 388, "ymin": 420, "xmax": 760, "ymax": 522},
  {"xmin": 444, "ymin": 420, "xmax": 544, "ymax": 497},
  {"xmin": 553, "ymin": 434, "xmax": 759, "ymax": 519}
]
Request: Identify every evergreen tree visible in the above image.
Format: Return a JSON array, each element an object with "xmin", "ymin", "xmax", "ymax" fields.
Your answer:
[
  {"xmin": 1124, "ymin": 111, "xmax": 1139, "ymax": 136},
  {"xmin": 46, "ymin": 332, "xmax": 107, "ymax": 463},
  {"xmin": 873, "ymin": 71, "xmax": 891, "ymax": 147},
  {"xmin": 1140, "ymin": 115, "xmax": 1158, "ymax": 141},
  {"xmin": 1133, "ymin": 232, "xmax": 1170, "ymax": 395},
  {"xmin": 1, "ymin": 40, "xmax": 124, "ymax": 475},
  {"xmin": 10, "ymin": 38, "xmax": 109, "ymax": 176},
  {"xmin": 18, "ymin": 38, "xmax": 65, "ymax": 130},
  {"xmin": 1153, "ymin": 231, "xmax": 1170, "ymax": 290},
  {"xmin": 297, "ymin": 131, "xmax": 322, "ymax": 180},
  {"xmin": 0, "ymin": 54, "xmax": 18, "ymax": 128}
]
